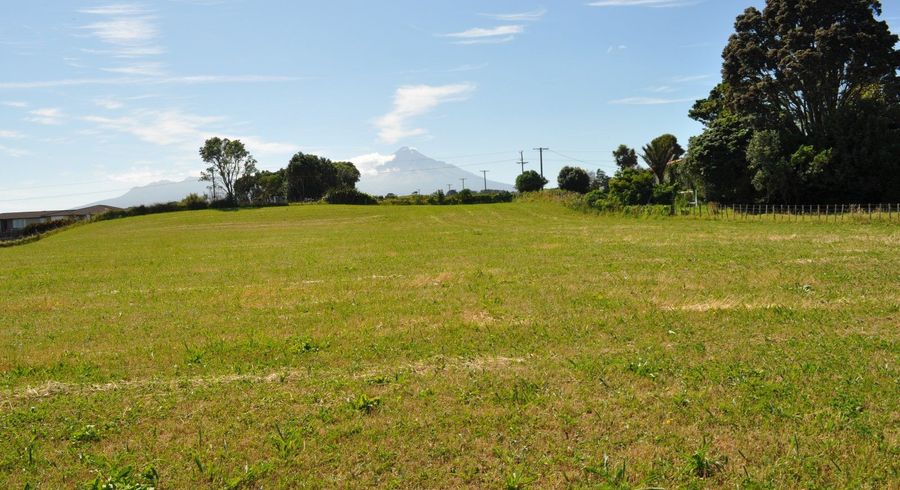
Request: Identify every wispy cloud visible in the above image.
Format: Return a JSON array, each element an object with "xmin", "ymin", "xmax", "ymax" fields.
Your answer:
[
  {"xmin": 0, "ymin": 130, "xmax": 25, "ymax": 139},
  {"xmin": 443, "ymin": 25, "xmax": 525, "ymax": 45},
  {"xmin": 102, "ymin": 61, "xmax": 166, "ymax": 76},
  {"xmin": 2, "ymin": 101, "xmax": 28, "ymax": 108},
  {"xmin": 27, "ymin": 108, "xmax": 64, "ymax": 125},
  {"xmin": 609, "ymin": 96, "xmax": 697, "ymax": 105},
  {"xmin": 93, "ymin": 97, "xmax": 125, "ymax": 109},
  {"xmin": 670, "ymin": 74, "xmax": 714, "ymax": 83},
  {"xmin": 607, "ymin": 44, "xmax": 627, "ymax": 53},
  {"xmin": 0, "ymin": 144, "xmax": 30, "ymax": 157},
  {"xmin": 448, "ymin": 63, "xmax": 489, "ymax": 73},
  {"xmin": 84, "ymin": 109, "xmax": 223, "ymax": 146},
  {"xmin": 0, "ymin": 75, "xmax": 302, "ymax": 90},
  {"xmin": 588, "ymin": 0, "xmax": 702, "ymax": 7},
  {"xmin": 79, "ymin": 3, "xmax": 162, "ymax": 57},
  {"xmin": 479, "ymin": 9, "xmax": 547, "ymax": 22},
  {"xmin": 83, "ymin": 108, "xmax": 296, "ymax": 156},
  {"xmin": 376, "ymin": 83, "xmax": 476, "ymax": 144}
]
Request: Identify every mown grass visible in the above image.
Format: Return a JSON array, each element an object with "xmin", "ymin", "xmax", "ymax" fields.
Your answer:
[{"xmin": 0, "ymin": 201, "xmax": 897, "ymax": 488}]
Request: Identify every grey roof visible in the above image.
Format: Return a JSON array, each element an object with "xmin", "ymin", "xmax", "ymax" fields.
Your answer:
[{"xmin": 0, "ymin": 205, "xmax": 120, "ymax": 220}]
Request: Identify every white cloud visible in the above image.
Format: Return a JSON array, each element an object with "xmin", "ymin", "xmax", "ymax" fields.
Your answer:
[
  {"xmin": 376, "ymin": 83, "xmax": 476, "ymax": 144},
  {"xmin": 609, "ymin": 96, "xmax": 697, "ymax": 105},
  {"xmin": 2, "ymin": 101, "xmax": 28, "ymax": 108},
  {"xmin": 444, "ymin": 25, "xmax": 525, "ymax": 45},
  {"xmin": 94, "ymin": 97, "xmax": 125, "ymax": 109},
  {"xmin": 27, "ymin": 107, "xmax": 64, "ymax": 125},
  {"xmin": 448, "ymin": 63, "xmax": 489, "ymax": 72},
  {"xmin": 83, "ymin": 108, "xmax": 296, "ymax": 157},
  {"xmin": 0, "ymin": 130, "xmax": 25, "ymax": 139},
  {"xmin": 79, "ymin": 4, "xmax": 163, "ymax": 58},
  {"xmin": 347, "ymin": 152, "xmax": 397, "ymax": 176},
  {"xmin": 670, "ymin": 74, "xmax": 714, "ymax": 83},
  {"xmin": 588, "ymin": 0, "xmax": 701, "ymax": 7},
  {"xmin": 84, "ymin": 109, "xmax": 223, "ymax": 146},
  {"xmin": 0, "ymin": 144, "xmax": 30, "ymax": 157},
  {"xmin": 236, "ymin": 136, "xmax": 297, "ymax": 155},
  {"xmin": 103, "ymin": 61, "xmax": 166, "ymax": 76},
  {"xmin": 0, "ymin": 75, "xmax": 301, "ymax": 89},
  {"xmin": 607, "ymin": 44, "xmax": 627, "ymax": 53},
  {"xmin": 479, "ymin": 9, "xmax": 547, "ymax": 21}
]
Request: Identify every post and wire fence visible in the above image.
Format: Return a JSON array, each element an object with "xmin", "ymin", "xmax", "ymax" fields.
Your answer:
[{"xmin": 675, "ymin": 203, "xmax": 900, "ymax": 223}]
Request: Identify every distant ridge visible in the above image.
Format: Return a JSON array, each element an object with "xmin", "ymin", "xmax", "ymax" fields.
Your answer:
[
  {"xmin": 84, "ymin": 178, "xmax": 207, "ymax": 208},
  {"xmin": 356, "ymin": 147, "xmax": 514, "ymax": 196},
  {"xmin": 87, "ymin": 148, "xmax": 513, "ymax": 208}
]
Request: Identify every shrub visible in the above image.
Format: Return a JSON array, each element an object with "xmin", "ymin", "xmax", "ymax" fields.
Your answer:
[
  {"xmin": 557, "ymin": 166, "xmax": 591, "ymax": 194},
  {"xmin": 608, "ymin": 168, "xmax": 655, "ymax": 205},
  {"xmin": 180, "ymin": 193, "xmax": 208, "ymax": 210},
  {"xmin": 323, "ymin": 188, "xmax": 377, "ymax": 205},
  {"xmin": 515, "ymin": 170, "xmax": 548, "ymax": 192},
  {"xmin": 21, "ymin": 218, "xmax": 76, "ymax": 237}
]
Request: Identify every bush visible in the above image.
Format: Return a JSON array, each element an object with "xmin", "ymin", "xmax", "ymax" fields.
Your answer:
[
  {"xmin": 323, "ymin": 188, "xmax": 377, "ymax": 205},
  {"xmin": 515, "ymin": 170, "xmax": 548, "ymax": 192},
  {"xmin": 557, "ymin": 166, "xmax": 591, "ymax": 194},
  {"xmin": 608, "ymin": 168, "xmax": 655, "ymax": 205},
  {"xmin": 21, "ymin": 218, "xmax": 76, "ymax": 237},
  {"xmin": 180, "ymin": 193, "xmax": 208, "ymax": 210}
]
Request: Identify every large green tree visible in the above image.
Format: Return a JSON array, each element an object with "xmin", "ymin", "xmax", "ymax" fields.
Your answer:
[
  {"xmin": 199, "ymin": 137, "xmax": 258, "ymax": 203},
  {"xmin": 688, "ymin": 0, "xmax": 900, "ymax": 203},
  {"xmin": 284, "ymin": 152, "xmax": 362, "ymax": 201},
  {"xmin": 612, "ymin": 144, "xmax": 639, "ymax": 171},
  {"xmin": 641, "ymin": 134, "xmax": 684, "ymax": 184},
  {"xmin": 557, "ymin": 166, "xmax": 591, "ymax": 194}
]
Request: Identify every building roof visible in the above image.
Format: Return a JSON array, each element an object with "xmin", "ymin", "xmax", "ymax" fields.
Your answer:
[{"xmin": 0, "ymin": 205, "xmax": 120, "ymax": 220}]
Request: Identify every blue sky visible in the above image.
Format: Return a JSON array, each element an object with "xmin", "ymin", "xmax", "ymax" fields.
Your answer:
[{"xmin": 1, "ymin": 0, "xmax": 898, "ymax": 211}]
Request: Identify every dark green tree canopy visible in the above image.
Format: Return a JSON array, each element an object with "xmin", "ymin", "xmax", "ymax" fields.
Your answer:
[
  {"xmin": 515, "ymin": 170, "xmax": 548, "ymax": 193},
  {"xmin": 284, "ymin": 152, "xmax": 362, "ymax": 201},
  {"xmin": 722, "ymin": 0, "xmax": 899, "ymax": 142},
  {"xmin": 685, "ymin": 0, "xmax": 899, "ymax": 203},
  {"xmin": 612, "ymin": 145, "xmax": 639, "ymax": 171},
  {"xmin": 557, "ymin": 166, "xmax": 591, "ymax": 194}
]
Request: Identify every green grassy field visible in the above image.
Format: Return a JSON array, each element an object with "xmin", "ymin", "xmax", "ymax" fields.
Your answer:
[{"xmin": 1, "ymin": 201, "xmax": 897, "ymax": 488}]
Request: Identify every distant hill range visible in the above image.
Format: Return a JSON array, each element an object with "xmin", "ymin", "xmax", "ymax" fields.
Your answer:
[
  {"xmin": 357, "ymin": 147, "xmax": 513, "ymax": 196},
  {"xmin": 84, "ymin": 179, "xmax": 208, "ymax": 209},
  {"xmin": 87, "ymin": 148, "xmax": 513, "ymax": 208}
]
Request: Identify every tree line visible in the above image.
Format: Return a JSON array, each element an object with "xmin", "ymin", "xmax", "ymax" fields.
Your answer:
[
  {"xmin": 198, "ymin": 137, "xmax": 365, "ymax": 205},
  {"xmin": 546, "ymin": 0, "xmax": 899, "ymax": 206}
]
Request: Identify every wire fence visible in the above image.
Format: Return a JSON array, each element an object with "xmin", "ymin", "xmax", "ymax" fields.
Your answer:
[{"xmin": 677, "ymin": 203, "xmax": 900, "ymax": 223}]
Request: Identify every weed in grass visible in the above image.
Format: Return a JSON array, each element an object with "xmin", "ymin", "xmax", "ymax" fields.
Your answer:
[
  {"xmin": 291, "ymin": 337, "xmax": 323, "ymax": 354},
  {"xmin": 348, "ymin": 394, "xmax": 381, "ymax": 414},
  {"xmin": 687, "ymin": 441, "xmax": 727, "ymax": 479},
  {"xmin": 626, "ymin": 357, "xmax": 661, "ymax": 380},
  {"xmin": 504, "ymin": 469, "xmax": 534, "ymax": 489},
  {"xmin": 71, "ymin": 425, "xmax": 101, "ymax": 444},
  {"xmin": 584, "ymin": 454, "xmax": 628, "ymax": 488},
  {"xmin": 270, "ymin": 423, "xmax": 303, "ymax": 459},
  {"xmin": 82, "ymin": 463, "xmax": 158, "ymax": 490}
]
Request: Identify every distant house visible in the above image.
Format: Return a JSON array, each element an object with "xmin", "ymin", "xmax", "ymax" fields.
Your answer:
[{"xmin": 0, "ymin": 205, "xmax": 120, "ymax": 239}]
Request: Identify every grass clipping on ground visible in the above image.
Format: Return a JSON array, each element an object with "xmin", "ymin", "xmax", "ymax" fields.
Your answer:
[{"xmin": 0, "ymin": 201, "xmax": 898, "ymax": 488}]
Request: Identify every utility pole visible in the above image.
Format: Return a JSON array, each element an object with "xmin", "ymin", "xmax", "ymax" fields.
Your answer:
[
  {"xmin": 517, "ymin": 151, "xmax": 528, "ymax": 174},
  {"xmin": 460, "ymin": 178, "xmax": 467, "ymax": 190},
  {"xmin": 447, "ymin": 184, "xmax": 452, "ymax": 192},
  {"xmin": 480, "ymin": 170, "xmax": 489, "ymax": 191},
  {"xmin": 533, "ymin": 147, "xmax": 549, "ymax": 180}
]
